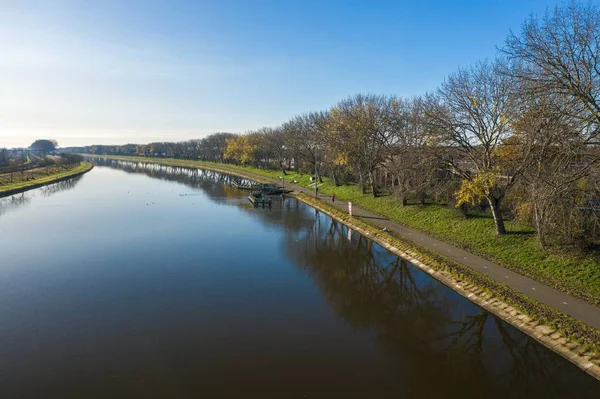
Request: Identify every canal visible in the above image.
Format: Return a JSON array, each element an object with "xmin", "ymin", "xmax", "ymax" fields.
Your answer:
[{"xmin": 0, "ymin": 158, "xmax": 598, "ymax": 398}]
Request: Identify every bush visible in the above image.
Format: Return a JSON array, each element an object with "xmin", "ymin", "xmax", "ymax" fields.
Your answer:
[{"xmin": 59, "ymin": 153, "xmax": 83, "ymax": 165}]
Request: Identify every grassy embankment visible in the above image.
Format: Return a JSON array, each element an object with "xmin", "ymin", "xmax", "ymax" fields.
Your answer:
[
  {"xmin": 88, "ymin": 155, "xmax": 600, "ymax": 305},
  {"xmin": 0, "ymin": 162, "xmax": 93, "ymax": 195},
  {"xmin": 298, "ymin": 192, "xmax": 600, "ymax": 363}
]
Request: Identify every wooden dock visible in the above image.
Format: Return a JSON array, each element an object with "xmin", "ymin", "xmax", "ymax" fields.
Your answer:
[
  {"xmin": 234, "ymin": 181, "xmax": 284, "ymax": 196},
  {"xmin": 248, "ymin": 194, "xmax": 272, "ymax": 207},
  {"xmin": 233, "ymin": 181, "xmax": 260, "ymax": 191}
]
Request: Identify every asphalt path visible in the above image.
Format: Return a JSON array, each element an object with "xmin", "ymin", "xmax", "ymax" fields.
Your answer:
[{"xmin": 275, "ymin": 178, "xmax": 600, "ymax": 331}]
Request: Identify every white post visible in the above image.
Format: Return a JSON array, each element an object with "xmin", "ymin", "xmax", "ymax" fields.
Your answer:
[{"xmin": 348, "ymin": 201, "xmax": 352, "ymax": 216}]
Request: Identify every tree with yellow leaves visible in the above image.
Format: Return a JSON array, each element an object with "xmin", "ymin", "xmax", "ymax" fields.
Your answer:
[
  {"xmin": 327, "ymin": 94, "xmax": 399, "ymax": 197},
  {"xmin": 425, "ymin": 59, "xmax": 517, "ymax": 235},
  {"xmin": 224, "ymin": 136, "xmax": 244, "ymax": 164}
]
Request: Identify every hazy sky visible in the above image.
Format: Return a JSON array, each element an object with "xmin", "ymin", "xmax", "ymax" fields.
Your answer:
[{"xmin": 1, "ymin": 0, "xmax": 560, "ymax": 148}]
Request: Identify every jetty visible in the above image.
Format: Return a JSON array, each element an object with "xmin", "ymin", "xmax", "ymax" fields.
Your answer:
[
  {"xmin": 233, "ymin": 180, "xmax": 283, "ymax": 195},
  {"xmin": 232, "ymin": 181, "xmax": 261, "ymax": 191},
  {"xmin": 248, "ymin": 192, "xmax": 272, "ymax": 207}
]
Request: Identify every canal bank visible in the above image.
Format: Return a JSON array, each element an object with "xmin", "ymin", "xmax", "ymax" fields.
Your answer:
[
  {"xmin": 84, "ymin": 155, "xmax": 600, "ymax": 379},
  {"xmin": 5, "ymin": 162, "xmax": 599, "ymax": 397},
  {"xmin": 295, "ymin": 193, "xmax": 600, "ymax": 380},
  {"xmin": 83, "ymin": 155, "xmax": 600, "ymax": 306},
  {"xmin": 0, "ymin": 162, "xmax": 93, "ymax": 199}
]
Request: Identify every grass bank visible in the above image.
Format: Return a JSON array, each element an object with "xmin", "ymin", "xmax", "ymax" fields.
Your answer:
[
  {"xmin": 297, "ymin": 192, "xmax": 600, "ymax": 377},
  {"xmin": 85, "ymin": 155, "xmax": 600, "ymax": 305},
  {"xmin": 0, "ymin": 162, "xmax": 93, "ymax": 197}
]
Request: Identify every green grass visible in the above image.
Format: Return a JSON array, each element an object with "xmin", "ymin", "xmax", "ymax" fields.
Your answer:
[
  {"xmin": 298, "ymin": 192, "xmax": 600, "ymax": 359},
  {"xmin": 85, "ymin": 155, "xmax": 600, "ymax": 304},
  {"xmin": 0, "ymin": 162, "xmax": 93, "ymax": 193}
]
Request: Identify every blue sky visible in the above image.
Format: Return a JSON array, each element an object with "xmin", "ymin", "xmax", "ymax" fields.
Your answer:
[{"xmin": 0, "ymin": 0, "xmax": 560, "ymax": 147}]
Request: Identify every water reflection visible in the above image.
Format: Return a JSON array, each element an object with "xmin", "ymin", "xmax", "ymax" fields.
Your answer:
[
  {"xmin": 89, "ymin": 157, "xmax": 285, "ymax": 213},
  {"xmin": 0, "ymin": 176, "xmax": 83, "ymax": 217},
  {"xmin": 282, "ymin": 211, "xmax": 595, "ymax": 397},
  {"xmin": 90, "ymin": 157, "xmax": 243, "ymax": 198},
  {"xmin": 70, "ymin": 157, "xmax": 600, "ymax": 398}
]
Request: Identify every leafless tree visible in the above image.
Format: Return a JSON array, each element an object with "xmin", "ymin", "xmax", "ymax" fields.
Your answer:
[
  {"xmin": 259, "ymin": 126, "xmax": 289, "ymax": 175},
  {"xmin": 385, "ymin": 96, "xmax": 438, "ymax": 205},
  {"xmin": 328, "ymin": 94, "xmax": 399, "ymax": 197},
  {"xmin": 512, "ymin": 97, "xmax": 600, "ymax": 248},
  {"xmin": 502, "ymin": 1, "xmax": 600, "ymax": 246},
  {"xmin": 502, "ymin": 0, "xmax": 600, "ymax": 144},
  {"xmin": 283, "ymin": 112, "xmax": 327, "ymax": 180},
  {"xmin": 425, "ymin": 60, "xmax": 517, "ymax": 235}
]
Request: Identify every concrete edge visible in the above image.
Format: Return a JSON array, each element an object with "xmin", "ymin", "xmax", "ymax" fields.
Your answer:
[{"xmin": 296, "ymin": 194, "xmax": 600, "ymax": 381}]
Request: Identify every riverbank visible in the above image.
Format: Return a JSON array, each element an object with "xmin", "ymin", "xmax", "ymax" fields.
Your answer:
[
  {"xmin": 83, "ymin": 154, "xmax": 600, "ymax": 378},
  {"xmin": 0, "ymin": 162, "xmax": 93, "ymax": 198},
  {"xmin": 83, "ymin": 155, "xmax": 600, "ymax": 305},
  {"xmin": 296, "ymin": 193, "xmax": 600, "ymax": 379},
  {"xmin": 5, "ymin": 162, "xmax": 597, "ymax": 397}
]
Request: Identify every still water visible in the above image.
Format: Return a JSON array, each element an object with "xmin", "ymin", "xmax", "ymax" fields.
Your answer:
[{"xmin": 0, "ymin": 158, "xmax": 598, "ymax": 398}]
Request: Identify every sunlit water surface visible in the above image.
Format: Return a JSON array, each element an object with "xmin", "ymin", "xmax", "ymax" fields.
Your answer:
[{"xmin": 0, "ymin": 159, "xmax": 598, "ymax": 398}]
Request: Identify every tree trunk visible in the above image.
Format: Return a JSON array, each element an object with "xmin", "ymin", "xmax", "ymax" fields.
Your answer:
[
  {"xmin": 459, "ymin": 203, "xmax": 469, "ymax": 218},
  {"xmin": 533, "ymin": 201, "xmax": 548, "ymax": 248},
  {"xmin": 488, "ymin": 197, "xmax": 506, "ymax": 236},
  {"xmin": 400, "ymin": 188, "xmax": 407, "ymax": 206},
  {"xmin": 359, "ymin": 172, "xmax": 366, "ymax": 194},
  {"xmin": 398, "ymin": 177, "xmax": 407, "ymax": 206},
  {"xmin": 331, "ymin": 166, "xmax": 339, "ymax": 186},
  {"xmin": 369, "ymin": 170, "xmax": 378, "ymax": 198},
  {"xmin": 314, "ymin": 162, "xmax": 323, "ymax": 183}
]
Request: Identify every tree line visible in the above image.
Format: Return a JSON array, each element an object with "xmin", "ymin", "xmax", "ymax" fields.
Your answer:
[{"xmin": 79, "ymin": 1, "xmax": 600, "ymax": 249}]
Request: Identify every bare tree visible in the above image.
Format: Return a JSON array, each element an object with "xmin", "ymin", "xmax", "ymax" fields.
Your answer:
[
  {"xmin": 384, "ymin": 96, "xmax": 437, "ymax": 205},
  {"xmin": 502, "ymin": 0, "xmax": 600, "ymax": 144},
  {"xmin": 198, "ymin": 132, "xmax": 236, "ymax": 162},
  {"xmin": 283, "ymin": 112, "xmax": 327, "ymax": 180},
  {"xmin": 513, "ymin": 96, "xmax": 599, "ymax": 248},
  {"xmin": 501, "ymin": 1, "xmax": 600, "ymax": 245},
  {"xmin": 425, "ymin": 60, "xmax": 516, "ymax": 235},
  {"xmin": 259, "ymin": 127, "xmax": 289, "ymax": 175},
  {"xmin": 328, "ymin": 94, "xmax": 398, "ymax": 197}
]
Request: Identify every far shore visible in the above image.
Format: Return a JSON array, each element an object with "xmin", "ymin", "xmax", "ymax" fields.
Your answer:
[{"xmin": 0, "ymin": 162, "xmax": 93, "ymax": 198}]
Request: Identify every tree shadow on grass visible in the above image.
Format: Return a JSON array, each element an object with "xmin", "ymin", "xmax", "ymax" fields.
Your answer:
[
  {"xmin": 505, "ymin": 230, "xmax": 536, "ymax": 236},
  {"xmin": 464, "ymin": 213, "xmax": 494, "ymax": 220}
]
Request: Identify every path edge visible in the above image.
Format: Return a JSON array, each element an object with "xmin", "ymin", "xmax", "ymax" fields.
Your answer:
[{"xmin": 295, "ymin": 193, "xmax": 600, "ymax": 381}]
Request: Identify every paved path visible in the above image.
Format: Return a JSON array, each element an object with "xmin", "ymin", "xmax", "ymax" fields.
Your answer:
[{"xmin": 278, "ymin": 179, "xmax": 600, "ymax": 331}]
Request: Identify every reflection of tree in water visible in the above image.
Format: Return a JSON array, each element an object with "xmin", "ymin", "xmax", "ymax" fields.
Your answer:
[
  {"xmin": 0, "ymin": 192, "xmax": 32, "ymax": 217},
  {"xmin": 285, "ymin": 212, "xmax": 597, "ymax": 398},
  {"xmin": 38, "ymin": 175, "xmax": 83, "ymax": 197},
  {"xmin": 92, "ymin": 158, "xmax": 242, "ymax": 200},
  {"xmin": 0, "ymin": 176, "xmax": 83, "ymax": 217},
  {"xmin": 95, "ymin": 158, "xmax": 317, "ymax": 234},
  {"xmin": 90, "ymin": 158, "xmax": 597, "ymax": 396},
  {"xmin": 237, "ymin": 195, "xmax": 317, "ymax": 233}
]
